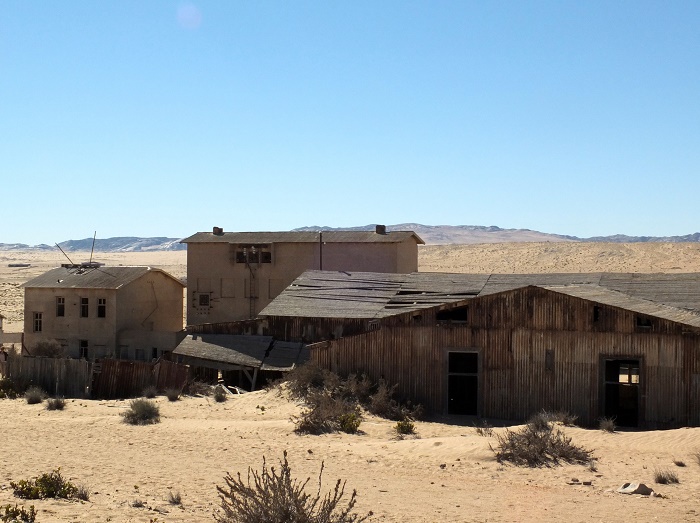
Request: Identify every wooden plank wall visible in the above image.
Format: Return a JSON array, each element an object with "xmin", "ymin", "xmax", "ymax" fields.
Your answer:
[
  {"xmin": 311, "ymin": 286, "xmax": 700, "ymax": 427},
  {"xmin": 3, "ymin": 356, "xmax": 91, "ymax": 398},
  {"xmin": 92, "ymin": 359, "xmax": 190, "ymax": 399}
]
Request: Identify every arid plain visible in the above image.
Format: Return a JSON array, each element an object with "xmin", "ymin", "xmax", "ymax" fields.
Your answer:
[{"xmin": 1, "ymin": 243, "xmax": 700, "ymax": 522}]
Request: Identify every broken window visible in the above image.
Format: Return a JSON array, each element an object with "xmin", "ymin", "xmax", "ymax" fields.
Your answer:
[
  {"xmin": 56, "ymin": 297, "xmax": 65, "ymax": 317},
  {"xmin": 98, "ymin": 298, "xmax": 106, "ymax": 318},
  {"xmin": 79, "ymin": 340, "xmax": 88, "ymax": 359},
  {"xmin": 235, "ymin": 245, "xmax": 272, "ymax": 264},
  {"xmin": 635, "ymin": 316, "xmax": 652, "ymax": 329}
]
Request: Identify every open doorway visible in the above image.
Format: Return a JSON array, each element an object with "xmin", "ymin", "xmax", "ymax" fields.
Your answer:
[
  {"xmin": 447, "ymin": 351, "xmax": 478, "ymax": 415},
  {"xmin": 603, "ymin": 359, "xmax": 640, "ymax": 427}
]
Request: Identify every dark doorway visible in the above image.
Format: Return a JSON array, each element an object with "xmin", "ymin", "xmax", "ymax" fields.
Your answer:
[
  {"xmin": 604, "ymin": 359, "xmax": 640, "ymax": 427},
  {"xmin": 448, "ymin": 352, "xmax": 478, "ymax": 415}
]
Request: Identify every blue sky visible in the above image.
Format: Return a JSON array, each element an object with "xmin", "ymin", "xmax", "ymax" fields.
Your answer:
[{"xmin": 2, "ymin": 1, "xmax": 699, "ymax": 245}]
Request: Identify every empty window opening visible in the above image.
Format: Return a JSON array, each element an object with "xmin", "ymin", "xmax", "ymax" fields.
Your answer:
[
  {"xmin": 447, "ymin": 351, "xmax": 478, "ymax": 415},
  {"xmin": 235, "ymin": 246, "xmax": 272, "ymax": 264},
  {"xmin": 80, "ymin": 298, "xmax": 89, "ymax": 318},
  {"xmin": 437, "ymin": 306, "xmax": 469, "ymax": 323},
  {"xmin": 198, "ymin": 294, "xmax": 210, "ymax": 307},
  {"xmin": 98, "ymin": 298, "xmax": 106, "ymax": 318},
  {"xmin": 603, "ymin": 359, "xmax": 640, "ymax": 427},
  {"xmin": 635, "ymin": 316, "xmax": 652, "ymax": 329},
  {"xmin": 134, "ymin": 348, "xmax": 145, "ymax": 361},
  {"xmin": 56, "ymin": 297, "xmax": 65, "ymax": 317},
  {"xmin": 152, "ymin": 347, "xmax": 158, "ymax": 360},
  {"xmin": 33, "ymin": 312, "xmax": 42, "ymax": 333},
  {"xmin": 79, "ymin": 340, "xmax": 88, "ymax": 359}
]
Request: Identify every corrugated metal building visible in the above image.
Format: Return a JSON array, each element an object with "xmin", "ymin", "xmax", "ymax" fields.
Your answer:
[{"xmin": 190, "ymin": 270, "xmax": 700, "ymax": 428}]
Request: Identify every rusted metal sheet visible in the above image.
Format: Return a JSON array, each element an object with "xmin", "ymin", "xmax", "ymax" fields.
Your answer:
[{"xmin": 154, "ymin": 359, "xmax": 190, "ymax": 391}]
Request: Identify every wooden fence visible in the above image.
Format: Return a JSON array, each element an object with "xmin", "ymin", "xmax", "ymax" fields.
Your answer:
[
  {"xmin": 1, "ymin": 357, "xmax": 189, "ymax": 400},
  {"xmin": 2, "ymin": 356, "xmax": 92, "ymax": 398}
]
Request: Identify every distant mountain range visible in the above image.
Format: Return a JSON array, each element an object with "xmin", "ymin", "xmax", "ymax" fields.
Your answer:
[{"xmin": 1, "ymin": 225, "xmax": 700, "ymax": 252}]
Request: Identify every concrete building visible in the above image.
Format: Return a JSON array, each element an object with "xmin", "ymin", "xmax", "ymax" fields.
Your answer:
[
  {"xmin": 22, "ymin": 265, "xmax": 185, "ymax": 361},
  {"xmin": 180, "ymin": 226, "xmax": 423, "ymax": 324}
]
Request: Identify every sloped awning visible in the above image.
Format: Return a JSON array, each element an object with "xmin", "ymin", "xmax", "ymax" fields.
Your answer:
[{"xmin": 173, "ymin": 334, "xmax": 308, "ymax": 373}]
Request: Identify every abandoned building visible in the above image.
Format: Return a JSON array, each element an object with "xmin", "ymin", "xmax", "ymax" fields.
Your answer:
[
  {"xmin": 180, "ymin": 226, "xmax": 424, "ymax": 325},
  {"xmin": 191, "ymin": 270, "xmax": 700, "ymax": 428},
  {"xmin": 22, "ymin": 265, "xmax": 186, "ymax": 361}
]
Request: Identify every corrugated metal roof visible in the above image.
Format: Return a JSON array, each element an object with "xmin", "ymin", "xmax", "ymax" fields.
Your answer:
[
  {"xmin": 180, "ymin": 230, "xmax": 424, "ymax": 244},
  {"xmin": 260, "ymin": 270, "xmax": 700, "ymax": 321},
  {"xmin": 173, "ymin": 334, "xmax": 307, "ymax": 371},
  {"xmin": 21, "ymin": 266, "xmax": 184, "ymax": 290}
]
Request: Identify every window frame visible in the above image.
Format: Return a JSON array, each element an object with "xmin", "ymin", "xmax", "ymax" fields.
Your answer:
[
  {"xmin": 56, "ymin": 296, "xmax": 65, "ymax": 317},
  {"xmin": 80, "ymin": 297, "xmax": 89, "ymax": 318},
  {"xmin": 97, "ymin": 298, "xmax": 106, "ymax": 318},
  {"xmin": 33, "ymin": 312, "xmax": 43, "ymax": 332}
]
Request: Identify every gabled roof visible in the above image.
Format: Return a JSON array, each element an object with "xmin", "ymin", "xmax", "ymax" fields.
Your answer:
[
  {"xmin": 21, "ymin": 266, "xmax": 185, "ymax": 290},
  {"xmin": 173, "ymin": 334, "xmax": 307, "ymax": 372},
  {"xmin": 259, "ymin": 270, "xmax": 700, "ymax": 320},
  {"xmin": 180, "ymin": 230, "xmax": 424, "ymax": 245}
]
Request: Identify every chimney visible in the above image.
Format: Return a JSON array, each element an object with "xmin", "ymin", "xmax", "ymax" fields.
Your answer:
[
  {"xmin": 213, "ymin": 226, "xmax": 224, "ymax": 235},
  {"xmin": 375, "ymin": 224, "xmax": 386, "ymax": 235}
]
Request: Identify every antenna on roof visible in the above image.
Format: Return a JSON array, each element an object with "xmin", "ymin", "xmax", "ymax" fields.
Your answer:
[
  {"xmin": 89, "ymin": 231, "xmax": 96, "ymax": 266},
  {"xmin": 55, "ymin": 243, "xmax": 76, "ymax": 267}
]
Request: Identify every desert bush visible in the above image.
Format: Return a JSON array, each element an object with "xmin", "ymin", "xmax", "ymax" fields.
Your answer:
[
  {"xmin": 654, "ymin": 469, "xmax": 679, "ymax": 484},
  {"xmin": 121, "ymin": 399, "xmax": 160, "ymax": 425},
  {"xmin": 0, "ymin": 378, "xmax": 20, "ymax": 400},
  {"xmin": 538, "ymin": 410, "xmax": 578, "ymax": 426},
  {"xmin": 165, "ymin": 388, "xmax": 180, "ymax": 401},
  {"xmin": 293, "ymin": 392, "xmax": 363, "ymax": 435},
  {"xmin": 344, "ymin": 374, "xmax": 373, "ymax": 405},
  {"xmin": 74, "ymin": 484, "xmax": 90, "ymax": 502},
  {"xmin": 24, "ymin": 387, "xmax": 45, "ymax": 405},
  {"xmin": 31, "ymin": 339, "xmax": 64, "ymax": 358},
  {"xmin": 490, "ymin": 419, "xmax": 593, "ymax": 467},
  {"xmin": 0, "ymin": 503, "xmax": 37, "ymax": 523},
  {"xmin": 214, "ymin": 386, "xmax": 228, "ymax": 403},
  {"xmin": 394, "ymin": 419, "xmax": 416, "ymax": 437},
  {"xmin": 142, "ymin": 385, "xmax": 158, "ymax": 399},
  {"xmin": 473, "ymin": 419, "xmax": 493, "ymax": 437},
  {"xmin": 215, "ymin": 451, "xmax": 371, "ymax": 523},
  {"xmin": 167, "ymin": 490, "xmax": 182, "ymax": 505},
  {"xmin": 285, "ymin": 363, "xmax": 336, "ymax": 399},
  {"xmin": 599, "ymin": 417, "xmax": 616, "ymax": 433},
  {"xmin": 45, "ymin": 397, "xmax": 66, "ymax": 411},
  {"xmin": 11, "ymin": 469, "xmax": 78, "ymax": 500},
  {"xmin": 367, "ymin": 380, "xmax": 422, "ymax": 422}
]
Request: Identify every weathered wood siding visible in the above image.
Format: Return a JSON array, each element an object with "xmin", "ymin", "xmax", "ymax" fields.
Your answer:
[
  {"xmin": 311, "ymin": 286, "xmax": 700, "ymax": 427},
  {"xmin": 3, "ymin": 356, "xmax": 92, "ymax": 398}
]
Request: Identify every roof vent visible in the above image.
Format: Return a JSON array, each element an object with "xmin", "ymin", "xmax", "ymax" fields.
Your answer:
[
  {"xmin": 213, "ymin": 226, "xmax": 224, "ymax": 235},
  {"xmin": 375, "ymin": 224, "xmax": 387, "ymax": 235}
]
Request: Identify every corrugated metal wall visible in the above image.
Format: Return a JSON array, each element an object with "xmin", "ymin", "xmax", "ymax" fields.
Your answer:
[{"xmin": 311, "ymin": 286, "xmax": 700, "ymax": 427}]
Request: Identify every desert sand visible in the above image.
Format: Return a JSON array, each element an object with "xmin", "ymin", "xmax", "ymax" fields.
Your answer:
[{"xmin": 2, "ymin": 243, "xmax": 700, "ymax": 522}]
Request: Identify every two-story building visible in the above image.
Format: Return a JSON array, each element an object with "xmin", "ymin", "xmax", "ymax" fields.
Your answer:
[
  {"xmin": 22, "ymin": 264, "xmax": 185, "ymax": 361},
  {"xmin": 180, "ymin": 225, "xmax": 424, "ymax": 324}
]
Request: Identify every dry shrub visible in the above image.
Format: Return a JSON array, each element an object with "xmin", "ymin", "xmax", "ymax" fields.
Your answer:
[
  {"xmin": 24, "ymin": 387, "xmax": 45, "ymax": 405},
  {"xmin": 599, "ymin": 417, "xmax": 616, "ymax": 433},
  {"xmin": 214, "ymin": 386, "xmax": 228, "ymax": 403},
  {"xmin": 0, "ymin": 378, "xmax": 21, "ymax": 400},
  {"xmin": 121, "ymin": 399, "xmax": 160, "ymax": 425},
  {"xmin": 215, "ymin": 451, "xmax": 371, "ymax": 523},
  {"xmin": 142, "ymin": 385, "xmax": 158, "ymax": 399},
  {"xmin": 293, "ymin": 392, "xmax": 362, "ymax": 435},
  {"xmin": 473, "ymin": 419, "xmax": 494, "ymax": 437},
  {"xmin": 11, "ymin": 469, "xmax": 78, "ymax": 500},
  {"xmin": 31, "ymin": 339, "xmax": 65, "ymax": 358},
  {"xmin": 654, "ymin": 469, "xmax": 679, "ymax": 484},
  {"xmin": 165, "ymin": 388, "xmax": 180, "ymax": 401},
  {"xmin": 183, "ymin": 380, "xmax": 213, "ymax": 396},
  {"xmin": 539, "ymin": 410, "xmax": 578, "ymax": 426},
  {"xmin": 167, "ymin": 490, "xmax": 182, "ymax": 505},
  {"xmin": 45, "ymin": 397, "xmax": 66, "ymax": 411},
  {"xmin": 491, "ymin": 419, "xmax": 593, "ymax": 467},
  {"xmin": 394, "ymin": 420, "xmax": 416, "ymax": 437}
]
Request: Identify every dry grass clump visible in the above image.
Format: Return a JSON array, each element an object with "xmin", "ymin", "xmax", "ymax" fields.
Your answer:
[
  {"xmin": 167, "ymin": 490, "xmax": 182, "ymax": 505},
  {"xmin": 121, "ymin": 399, "xmax": 160, "ymax": 425},
  {"xmin": 215, "ymin": 451, "xmax": 371, "ymax": 523},
  {"xmin": 1, "ymin": 503, "xmax": 38, "ymax": 522},
  {"xmin": 165, "ymin": 388, "xmax": 181, "ymax": 401},
  {"xmin": 491, "ymin": 417, "xmax": 593, "ymax": 467},
  {"xmin": 654, "ymin": 469, "xmax": 679, "ymax": 484},
  {"xmin": 45, "ymin": 397, "xmax": 66, "ymax": 411},
  {"xmin": 142, "ymin": 385, "xmax": 158, "ymax": 399},
  {"xmin": 473, "ymin": 419, "xmax": 494, "ymax": 437},
  {"xmin": 599, "ymin": 417, "xmax": 616, "ymax": 433},
  {"xmin": 394, "ymin": 419, "xmax": 416, "ymax": 438},
  {"xmin": 214, "ymin": 386, "xmax": 228, "ymax": 403},
  {"xmin": 11, "ymin": 469, "xmax": 81, "ymax": 500},
  {"xmin": 24, "ymin": 387, "xmax": 46, "ymax": 405},
  {"xmin": 293, "ymin": 392, "xmax": 362, "ymax": 435}
]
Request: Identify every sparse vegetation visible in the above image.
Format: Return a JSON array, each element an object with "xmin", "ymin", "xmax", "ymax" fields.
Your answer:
[
  {"xmin": 539, "ymin": 410, "xmax": 578, "ymax": 427},
  {"xmin": 599, "ymin": 417, "xmax": 616, "ymax": 433},
  {"xmin": 10, "ymin": 469, "xmax": 79, "ymax": 500},
  {"xmin": 654, "ymin": 469, "xmax": 679, "ymax": 484},
  {"xmin": 394, "ymin": 419, "xmax": 416, "ymax": 437},
  {"xmin": 473, "ymin": 419, "xmax": 494, "ymax": 437},
  {"xmin": 31, "ymin": 339, "xmax": 64, "ymax": 358},
  {"xmin": 293, "ymin": 392, "xmax": 363, "ymax": 435},
  {"xmin": 490, "ymin": 418, "xmax": 593, "ymax": 467},
  {"xmin": 1, "ymin": 503, "xmax": 38, "ymax": 523},
  {"xmin": 45, "ymin": 397, "xmax": 66, "ymax": 411},
  {"xmin": 165, "ymin": 388, "xmax": 180, "ymax": 401},
  {"xmin": 183, "ymin": 380, "xmax": 212, "ymax": 396},
  {"xmin": 131, "ymin": 499, "xmax": 145, "ymax": 508},
  {"xmin": 214, "ymin": 386, "xmax": 228, "ymax": 403},
  {"xmin": 0, "ymin": 378, "xmax": 21, "ymax": 400},
  {"xmin": 142, "ymin": 385, "xmax": 158, "ymax": 399},
  {"xmin": 24, "ymin": 387, "xmax": 45, "ymax": 405},
  {"xmin": 121, "ymin": 399, "xmax": 161, "ymax": 425},
  {"xmin": 167, "ymin": 490, "xmax": 182, "ymax": 505},
  {"xmin": 215, "ymin": 451, "xmax": 371, "ymax": 523}
]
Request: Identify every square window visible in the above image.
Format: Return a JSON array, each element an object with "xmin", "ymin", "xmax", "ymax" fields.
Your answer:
[{"xmin": 199, "ymin": 294, "xmax": 210, "ymax": 307}]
